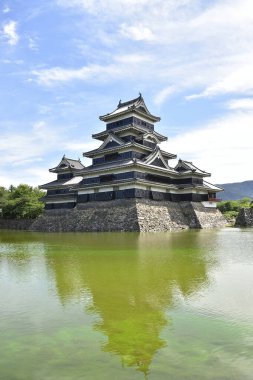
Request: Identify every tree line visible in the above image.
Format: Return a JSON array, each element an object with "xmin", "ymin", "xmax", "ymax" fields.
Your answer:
[{"xmin": 0, "ymin": 184, "xmax": 45, "ymax": 219}]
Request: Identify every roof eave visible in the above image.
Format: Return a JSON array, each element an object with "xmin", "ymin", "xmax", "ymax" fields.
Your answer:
[
  {"xmin": 49, "ymin": 168, "xmax": 68, "ymax": 173},
  {"xmin": 175, "ymin": 169, "xmax": 211, "ymax": 177},
  {"xmin": 135, "ymin": 109, "xmax": 160, "ymax": 122},
  {"xmin": 160, "ymin": 151, "xmax": 177, "ymax": 159},
  {"xmin": 83, "ymin": 142, "xmax": 153, "ymax": 158},
  {"xmin": 49, "ymin": 167, "xmax": 81, "ymax": 173},
  {"xmin": 203, "ymin": 181, "xmax": 224, "ymax": 192}
]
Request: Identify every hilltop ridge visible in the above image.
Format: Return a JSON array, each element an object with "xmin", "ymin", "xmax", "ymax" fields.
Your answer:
[{"xmin": 217, "ymin": 180, "xmax": 253, "ymax": 200}]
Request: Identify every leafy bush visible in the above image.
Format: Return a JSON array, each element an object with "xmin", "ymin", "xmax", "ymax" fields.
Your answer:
[
  {"xmin": 239, "ymin": 197, "xmax": 252, "ymax": 208},
  {"xmin": 223, "ymin": 211, "xmax": 239, "ymax": 221},
  {"xmin": 1, "ymin": 184, "xmax": 45, "ymax": 219},
  {"xmin": 217, "ymin": 197, "xmax": 252, "ymax": 213}
]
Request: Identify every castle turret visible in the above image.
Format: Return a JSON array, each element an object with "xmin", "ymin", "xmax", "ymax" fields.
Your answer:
[{"xmin": 40, "ymin": 156, "xmax": 84, "ymax": 210}]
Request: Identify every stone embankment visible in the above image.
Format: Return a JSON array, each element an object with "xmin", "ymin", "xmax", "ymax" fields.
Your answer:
[
  {"xmin": 0, "ymin": 199, "xmax": 227, "ymax": 232},
  {"xmin": 0, "ymin": 218, "xmax": 35, "ymax": 230},
  {"xmin": 235, "ymin": 208, "xmax": 253, "ymax": 227}
]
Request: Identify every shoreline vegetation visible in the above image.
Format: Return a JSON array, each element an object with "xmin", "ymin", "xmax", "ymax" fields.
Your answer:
[{"xmin": 217, "ymin": 198, "xmax": 253, "ymax": 224}]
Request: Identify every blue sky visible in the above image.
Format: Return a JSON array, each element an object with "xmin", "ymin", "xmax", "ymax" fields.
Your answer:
[{"xmin": 1, "ymin": 0, "xmax": 253, "ymax": 187}]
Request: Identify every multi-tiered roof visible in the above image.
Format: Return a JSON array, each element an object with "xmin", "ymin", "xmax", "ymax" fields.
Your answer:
[{"xmin": 40, "ymin": 94, "xmax": 222, "ymax": 209}]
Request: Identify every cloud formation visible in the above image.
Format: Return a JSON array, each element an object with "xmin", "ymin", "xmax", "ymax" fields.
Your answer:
[
  {"xmin": 227, "ymin": 98, "xmax": 253, "ymax": 110},
  {"xmin": 163, "ymin": 110, "xmax": 253, "ymax": 183},
  {"xmin": 0, "ymin": 120, "xmax": 94, "ymax": 187},
  {"xmin": 31, "ymin": 54, "xmax": 151, "ymax": 85},
  {"xmin": 54, "ymin": 0, "xmax": 253, "ymax": 101},
  {"xmin": 2, "ymin": 20, "xmax": 19, "ymax": 45},
  {"xmin": 120, "ymin": 24, "xmax": 154, "ymax": 41},
  {"xmin": 3, "ymin": 6, "xmax": 10, "ymax": 14}
]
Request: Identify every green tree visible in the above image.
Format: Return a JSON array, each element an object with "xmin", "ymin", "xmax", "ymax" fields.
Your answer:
[
  {"xmin": 2, "ymin": 184, "xmax": 45, "ymax": 219},
  {"xmin": 0, "ymin": 186, "xmax": 8, "ymax": 215},
  {"xmin": 239, "ymin": 197, "xmax": 251, "ymax": 208},
  {"xmin": 217, "ymin": 200, "xmax": 240, "ymax": 213}
]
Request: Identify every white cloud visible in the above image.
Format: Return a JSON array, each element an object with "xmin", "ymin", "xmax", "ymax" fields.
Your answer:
[
  {"xmin": 3, "ymin": 6, "xmax": 10, "ymax": 14},
  {"xmin": 28, "ymin": 36, "xmax": 39, "ymax": 51},
  {"xmin": 120, "ymin": 24, "xmax": 154, "ymax": 41},
  {"xmin": 12, "ymin": 158, "xmax": 43, "ymax": 167},
  {"xmin": 57, "ymin": 0, "xmax": 156, "ymax": 17},
  {"xmin": 64, "ymin": 142, "xmax": 97, "ymax": 152},
  {"xmin": 154, "ymin": 86, "xmax": 177, "ymax": 106},
  {"xmin": 0, "ymin": 165, "xmax": 54, "ymax": 188},
  {"xmin": 227, "ymin": 98, "xmax": 253, "ymax": 110},
  {"xmin": 0, "ymin": 120, "xmax": 85, "ymax": 167},
  {"xmin": 163, "ymin": 111, "xmax": 253, "ymax": 183},
  {"xmin": 31, "ymin": 64, "xmax": 112, "ymax": 86},
  {"xmin": 115, "ymin": 53, "xmax": 151, "ymax": 64},
  {"xmin": 31, "ymin": 54, "xmax": 150, "ymax": 86},
  {"xmin": 0, "ymin": 120, "xmax": 94, "ymax": 187},
  {"xmin": 187, "ymin": 57, "xmax": 253, "ymax": 99},
  {"xmin": 57, "ymin": 0, "xmax": 253, "ymax": 44},
  {"xmin": 2, "ymin": 20, "xmax": 19, "ymax": 45}
]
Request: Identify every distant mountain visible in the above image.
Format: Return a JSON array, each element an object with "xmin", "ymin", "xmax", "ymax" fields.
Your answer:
[{"xmin": 217, "ymin": 180, "xmax": 253, "ymax": 201}]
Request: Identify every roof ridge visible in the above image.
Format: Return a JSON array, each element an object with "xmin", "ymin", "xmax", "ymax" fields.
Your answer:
[
  {"xmin": 118, "ymin": 93, "xmax": 142, "ymax": 108},
  {"xmin": 64, "ymin": 157, "xmax": 81, "ymax": 162}
]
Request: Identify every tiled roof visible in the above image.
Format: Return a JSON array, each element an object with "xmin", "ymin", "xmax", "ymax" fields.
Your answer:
[
  {"xmin": 99, "ymin": 94, "xmax": 160, "ymax": 122},
  {"xmin": 175, "ymin": 159, "xmax": 210, "ymax": 176},
  {"xmin": 83, "ymin": 141, "xmax": 153, "ymax": 157},
  {"xmin": 40, "ymin": 179, "xmax": 68, "ymax": 189},
  {"xmin": 49, "ymin": 156, "xmax": 84, "ymax": 172},
  {"xmin": 143, "ymin": 147, "xmax": 175, "ymax": 169},
  {"xmin": 65, "ymin": 158, "xmax": 84, "ymax": 170},
  {"xmin": 203, "ymin": 181, "xmax": 223, "ymax": 191},
  {"xmin": 83, "ymin": 159, "xmax": 135, "ymax": 171},
  {"xmin": 40, "ymin": 176, "xmax": 83, "ymax": 189}
]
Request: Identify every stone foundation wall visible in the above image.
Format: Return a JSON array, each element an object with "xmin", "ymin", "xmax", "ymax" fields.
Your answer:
[
  {"xmin": 182, "ymin": 202, "xmax": 228, "ymax": 228},
  {"xmin": 235, "ymin": 208, "xmax": 253, "ymax": 227},
  {"xmin": 0, "ymin": 218, "xmax": 35, "ymax": 230},
  {"xmin": 0, "ymin": 200, "xmax": 227, "ymax": 232},
  {"xmin": 136, "ymin": 200, "xmax": 189, "ymax": 232},
  {"xmin": 29, "ymin": 199, "xmax": 226, "ymax": 232},
  {"xmin": 31, "ymin": 199, "xmax": 140, "ymax": 232}
]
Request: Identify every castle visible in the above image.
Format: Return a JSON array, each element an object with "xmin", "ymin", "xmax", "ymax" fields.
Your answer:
[{"xmin": 40, "ymin": 94, "xmax": 222, "ymax": 210}]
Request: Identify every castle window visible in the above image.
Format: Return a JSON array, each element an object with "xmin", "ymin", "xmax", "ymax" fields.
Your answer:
[{"xmin": 105, "ymin": 152, "xmax": 119, "ymax": 162}]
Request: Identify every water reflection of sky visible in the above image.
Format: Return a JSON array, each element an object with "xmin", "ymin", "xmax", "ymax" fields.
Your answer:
[{"xmin": 184, "ymin": 229, "xmax": 253, "ymax": 323}]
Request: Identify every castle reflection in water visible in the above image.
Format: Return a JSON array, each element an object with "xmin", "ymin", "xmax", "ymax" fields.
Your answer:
[{"xmin": 43, "ymin": 232, "xmax": 213, "ymax": 377}]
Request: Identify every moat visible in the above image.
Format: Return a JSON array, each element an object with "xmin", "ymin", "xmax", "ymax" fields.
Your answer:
[{"xmin": 0, "ymin": 229, "xmax": 253, "ymax": 380}]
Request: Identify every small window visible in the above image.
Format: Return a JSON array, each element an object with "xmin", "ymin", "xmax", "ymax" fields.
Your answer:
[{"xmin": 105, "ymin": 152, "xmax": 119, "ymax": 162}]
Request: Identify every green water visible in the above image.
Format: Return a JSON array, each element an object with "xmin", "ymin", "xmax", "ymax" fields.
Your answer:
[{"xmin": 0, "ymin": 229, "xmax": 253, "ymax": 380}]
